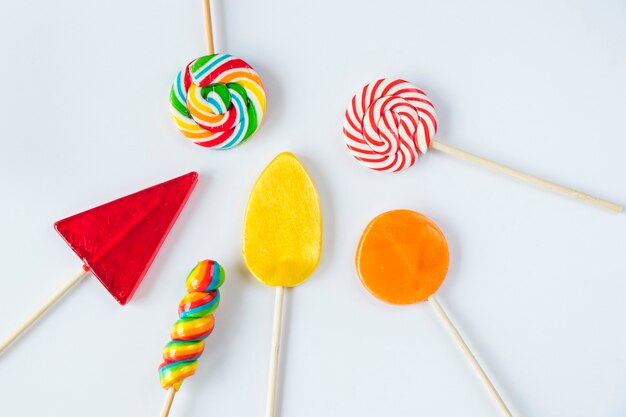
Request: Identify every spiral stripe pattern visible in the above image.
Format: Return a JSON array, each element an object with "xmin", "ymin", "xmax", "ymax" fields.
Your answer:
[
  {"xmin": 170, "ymin": 54, "xmax": 266, "ymax": 149},
  {"xmin": 343, "ymin": 78, "xmax": 438, "ymax": 172},
  {"xmin": 159, "ymin": 260, "xmax": 225, "ymax": 391}
]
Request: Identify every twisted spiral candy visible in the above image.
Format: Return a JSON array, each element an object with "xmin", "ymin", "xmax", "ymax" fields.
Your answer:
[
  {"xmin": 170, "ymin": 54, "xmax": 266, "ymax": 149},
  {"xmin": 159, "ymin": 259, "xmax": 225, "ymax": 391},
  {"xmin": 343, "ymin": 78, "xmax": 438, "ymax": 172}
]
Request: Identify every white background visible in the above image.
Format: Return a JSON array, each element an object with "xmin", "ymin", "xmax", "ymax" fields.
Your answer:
[{"xmin": 1, "ymin": 0, "xmax": 625, "ymax": 416}]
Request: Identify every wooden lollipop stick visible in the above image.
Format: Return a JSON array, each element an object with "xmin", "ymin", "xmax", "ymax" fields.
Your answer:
[
  {"xmin": 159, "ymin": 387, "xmax": 176, "ymax": 417},
  {"xmin": 0, "ymin": 268, "xmax": 90, "ymax": 355},
  {"xmin": 202, "ymin": 0, "xmax": 215, "ymax": 55},
  {"xmin": 430, "ymin": 140, "xmax": 623, "ymax": 213},
  {"xmin": 266, "ymin": 286, "xmax": 285, "ymax": 417},
  {"xmin": 428, "ymin": 296, "xmax": 513, "ymax": 417}
]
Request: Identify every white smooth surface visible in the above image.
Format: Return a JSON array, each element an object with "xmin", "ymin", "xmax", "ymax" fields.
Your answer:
[{"xmin": 0, "ymin": 1, "xmax": 625, "ymax": 416}]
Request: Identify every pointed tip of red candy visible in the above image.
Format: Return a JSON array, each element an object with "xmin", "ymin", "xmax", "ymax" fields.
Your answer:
[{"xmin": 55, "ymin": 172, "xmax": 198, "ymax": 305}]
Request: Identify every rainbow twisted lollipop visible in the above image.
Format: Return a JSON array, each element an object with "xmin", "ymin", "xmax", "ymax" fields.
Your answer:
[
  {"xmin": 159, "ymin": 259, "xmax": 225, "ymax": 391},
  {"xmin": 170, "ymin": 54, "xmax": 266, "ymax": 149}
]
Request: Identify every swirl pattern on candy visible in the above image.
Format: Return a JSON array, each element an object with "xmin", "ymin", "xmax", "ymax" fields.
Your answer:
[
  {"xmin": 159, "ymin": 259, "xmax": 225, "ymax": 391},
  {"xmin": 170, "ymin": 54, "xmax": 266, "ymax": 149},
  {"xmin": 343, "ymin": 78, "xmax": 438, "ymax": 172}
]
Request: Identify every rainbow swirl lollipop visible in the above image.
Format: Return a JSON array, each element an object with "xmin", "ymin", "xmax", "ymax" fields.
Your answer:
[
  {"xmin": 170, "ymin": 54, "xmax": 266, "ymax": 149},
  {"xmin": 158, "ymin": 259, "xmax": 225, "ymax": 391}
]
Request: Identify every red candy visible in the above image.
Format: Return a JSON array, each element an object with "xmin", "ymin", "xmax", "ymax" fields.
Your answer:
[{"xmin": 54, "ymin": 172, "xmax": 198, "ymax": 304}]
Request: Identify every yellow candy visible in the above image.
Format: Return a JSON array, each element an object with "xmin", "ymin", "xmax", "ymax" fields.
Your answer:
[{"xmin": 243, "ymin": 152, "xmax": 322, "ymax": 287}]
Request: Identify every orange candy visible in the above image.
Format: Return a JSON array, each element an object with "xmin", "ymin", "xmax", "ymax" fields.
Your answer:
[{"xmin": 356, "ymin": 210, "xmax": 450, "ymax": 305}]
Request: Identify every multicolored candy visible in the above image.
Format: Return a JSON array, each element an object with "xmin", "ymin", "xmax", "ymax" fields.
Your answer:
[
  {"xmin": 170, "ymin": 54, "xmax": 266, "ymax": 149},
  {"xmin": 158, "ymin": 260, "xmax": 225, "ymax": 391}
]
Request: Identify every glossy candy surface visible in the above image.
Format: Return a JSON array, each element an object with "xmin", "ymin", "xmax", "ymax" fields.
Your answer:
[
  {"xmin": 343, "ymin": 78, "xmax": 438, "ymax": 172},
  {"xmin": 170, "ymin": 54, "xmax": 266, "ymax": 149},
  {"xmin": 356, "ymin": 210, "xmax": 449, "ymax": 304},
  {"xmin": 159, "ymin": 260, "xmax": 225, "ymax": 391},
  {"xmin": 54, "ymin": 172, "xmax": 198, "ymax": 305},
  {"xmin": 243, "ymin": 153, "xmax": 322, "ymax": 287}
]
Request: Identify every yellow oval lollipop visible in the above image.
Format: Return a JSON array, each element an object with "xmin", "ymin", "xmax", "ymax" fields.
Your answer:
[{"xmin": 243, "ymin": 152, "xmax": 322, "ymax": 287}]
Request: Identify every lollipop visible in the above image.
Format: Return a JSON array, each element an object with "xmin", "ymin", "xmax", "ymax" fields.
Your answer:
[
  {"xmin": 169, "ymin": 0, "xmax": 266, "ymax": 149},
  {"xmin": 0, "ymin": 173, "xmax": 198, "ymax": 354},
  {"xmin": 243, "ymin": 152, "xmax": 322, "ymax": 417},
  {"xmin": 159, "ymin": 260, "xmax": 225, "ymax": 417},
  {"xmin": 343, "ymin": 78, "xmax": 622, "ymax": 212},
  {"xmin": 357, "ymin": 209, "xmax": 514, "ymax": 417}
]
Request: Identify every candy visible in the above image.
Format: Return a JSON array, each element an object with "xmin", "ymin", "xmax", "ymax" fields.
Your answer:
[
  {"xmin": 355, "ymin": 210, "xmax": 514, "ymax": 417},
  {"xmin": 343, "ymin": 80, "xmax": 622, "ymax": 212},
  {"xmin": 356, "ymin": 209, "xmax": 449, "ymax": 304},
  {"xmin": 159, "ymin": 260, "xmax": 225, "ymax": 391},
  {"xmin": 243, "ymin": 152, "xmax": 322, "ymax": 287},
  {"xmin": 343, "ymin": 78, "xmax": 437, "ymax": 172},
  {"xmin": 55, "ymin": 172, "xmax": 198, "ymax": 305},
  {"xmin": 242, "ymin": 152, "xmax": 322, "ymax": 417},
  {"xmin": 170, "ymin": 54, "xmax": 266, "ymax": 149},
  {"xmin": 0, "ymin": 173, "xmax": 199, "ymax": 355}
]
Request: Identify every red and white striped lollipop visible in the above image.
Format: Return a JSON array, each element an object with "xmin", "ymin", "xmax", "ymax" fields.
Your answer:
[
  {"xmin": 343, "ymin": 78, "xmax": 622, "ymax": 213},
  {"xmin": 343, "ymin": 78, "xmax": 437, "ymax": 172}
]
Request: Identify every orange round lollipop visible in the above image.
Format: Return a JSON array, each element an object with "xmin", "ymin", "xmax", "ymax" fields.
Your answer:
[
  {"xmin": 356, "ymin": 209, "xmax": 449, "ymax": 304},
  {"xmin": 355, "ymin": 209, "xmax": 515, "ymax": 417}
]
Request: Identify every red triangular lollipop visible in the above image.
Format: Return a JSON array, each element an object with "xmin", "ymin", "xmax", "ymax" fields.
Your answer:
[{"xmin": 54, "ymin": 172, "xmax": 198, "ymax": 304}]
